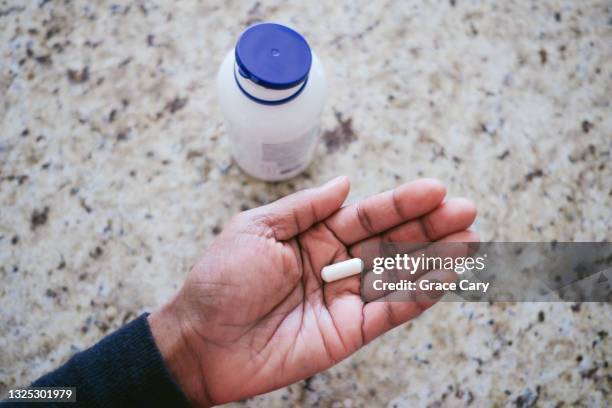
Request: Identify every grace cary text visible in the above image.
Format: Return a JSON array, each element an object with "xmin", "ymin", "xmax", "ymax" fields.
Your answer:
[{"xmin": 373, "ymin": 279, "xmax": 490, "ymax": 293}]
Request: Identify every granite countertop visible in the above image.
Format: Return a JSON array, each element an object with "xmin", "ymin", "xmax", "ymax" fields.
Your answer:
[{"xmin": 1, "ymin": 0, "xmax": 610, "ymax": 406}]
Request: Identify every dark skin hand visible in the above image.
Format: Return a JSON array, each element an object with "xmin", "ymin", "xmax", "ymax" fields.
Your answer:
[{"xmin": 149, "ymin": 177, "xmax": 477, "ymax": 406}]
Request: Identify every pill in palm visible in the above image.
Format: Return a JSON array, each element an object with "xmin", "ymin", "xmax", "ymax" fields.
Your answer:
[{"xmin": 321, "ymin": 258, "xmax": 364, "ymax": 283}]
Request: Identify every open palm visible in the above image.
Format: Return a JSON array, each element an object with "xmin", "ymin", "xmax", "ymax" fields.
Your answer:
[{"xmin": 151, "ymin": 177, "xmax": 477, "ymax": 406}]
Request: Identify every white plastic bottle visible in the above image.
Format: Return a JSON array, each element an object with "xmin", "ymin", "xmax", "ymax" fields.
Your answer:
[{"xmin": 216, "ymin": 23, "xmax": 327, "ymax": 181}]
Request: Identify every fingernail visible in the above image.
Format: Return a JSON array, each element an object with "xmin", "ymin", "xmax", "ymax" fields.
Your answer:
[{"xmin": 324, "ymin": 175, "xmax": 348, "ymax": 187}]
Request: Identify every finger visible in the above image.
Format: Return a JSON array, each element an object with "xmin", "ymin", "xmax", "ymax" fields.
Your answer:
[
  {"xmin": 248, "ymin": 176, "xmax": 350, "ymax": 240},
  {"xmin": 325, "ymin": 179, "xmax": 447, "ymax": 245},
  {"xmin": 361, "ymin": 268, "xmax": 457, "ymax": 344},
  {"xmin": 421, "ymin": 198, "xmax": 476, "ymax": 242},
  {"xmin": 350, "ymin": 198, "xmax": 477, "ymax": 266}
]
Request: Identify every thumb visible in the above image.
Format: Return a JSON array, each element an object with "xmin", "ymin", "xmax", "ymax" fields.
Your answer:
[{"xmin": 252, "ymin": 176, "xmax": 350, "ymax": 240}]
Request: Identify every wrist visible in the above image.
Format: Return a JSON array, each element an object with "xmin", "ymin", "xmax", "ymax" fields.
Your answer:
[{"xmin": 148, "ymin": 296, "xmax": 212, "ymax": 407}]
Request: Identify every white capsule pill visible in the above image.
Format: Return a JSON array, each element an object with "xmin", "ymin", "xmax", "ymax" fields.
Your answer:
[{"xmin": 321, "ymin": 258, "xmax": 364, "ymax": 283}]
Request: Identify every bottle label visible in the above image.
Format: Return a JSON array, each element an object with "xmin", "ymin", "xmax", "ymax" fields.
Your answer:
[{"xmin": 260, "ymin": 126, "xmax": 318, "ymax": 176}]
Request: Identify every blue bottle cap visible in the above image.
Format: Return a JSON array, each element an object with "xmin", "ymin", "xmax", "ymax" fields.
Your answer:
[{"xmin": 235, "ymin": 23, "xmax": 312, "ymax": 90}]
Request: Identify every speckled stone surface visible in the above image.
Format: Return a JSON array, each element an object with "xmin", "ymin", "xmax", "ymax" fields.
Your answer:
[{"xmin": 1, "ymin": 0, "xmax": 610, "ymax": 406}]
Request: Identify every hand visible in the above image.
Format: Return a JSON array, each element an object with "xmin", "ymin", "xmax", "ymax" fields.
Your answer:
[{"xmin": 149, "ymin": 177, "xmax": 477, "ymax": 406}]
